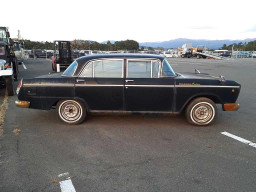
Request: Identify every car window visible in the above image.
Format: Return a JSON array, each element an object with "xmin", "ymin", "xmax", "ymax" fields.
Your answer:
[
  {"xmin": 152, "ymin": 61, "xmax": 160, "ymax": 78},
  {"xmin": 94, "ymin": 60, "xmax": 123, "ymax": 78},
  {"xmin": 62, "ymin": 60, "xmax": 78, "ymax": 76},
  {"xmin": 80, "ymin": 59, "xmax": 123, "ymax": 78},
  {"xmin": 162, "ymin": 59, "xmax": 175, "ymax": 77},
  {"xmin": 127, "ymin": 60, "xmax": 160, "ymax": 78},
  {"xmin": 80, "ymin": 61, "xmax": 93, "ymax": 77}
]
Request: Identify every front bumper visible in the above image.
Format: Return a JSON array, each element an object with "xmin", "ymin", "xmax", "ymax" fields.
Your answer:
[
  {"xmin": 223, "ymin": 103, "xmax": 240, "ymax": 111},
  {"xmin": 15, "ymin": 100, "xmax": 30, "ymax": 108}
]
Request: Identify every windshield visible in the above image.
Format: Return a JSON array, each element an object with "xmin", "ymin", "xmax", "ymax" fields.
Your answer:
[
  {"xmin": 162, "ymin": 59, "xmax": 175, "ymax": 76},
  {"xmin": 0, "ymin": 29, "xmax": 7, "ymax": 43},
  {"xmin": 13, "ymin": 42, "xmax": 21, "ymax": 51},
  {"xmin": 62, "ymin": 60, "xmax": 78, "ymax": 76}
]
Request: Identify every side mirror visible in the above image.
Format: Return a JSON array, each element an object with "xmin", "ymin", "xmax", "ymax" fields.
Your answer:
[{"xmin": 219, "ymin": 75, "xmax": 226, "ymax": 82}]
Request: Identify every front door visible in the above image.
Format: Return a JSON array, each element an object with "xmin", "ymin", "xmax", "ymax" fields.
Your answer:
[{"xmin": 125, "ymin": 59, "xmax": 175, "ymax": 111}]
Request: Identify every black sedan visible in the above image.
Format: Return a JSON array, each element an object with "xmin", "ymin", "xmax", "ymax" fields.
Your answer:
[{"xmin": 16, "ymin": 54, "xmax": 241, "ymax": 126}]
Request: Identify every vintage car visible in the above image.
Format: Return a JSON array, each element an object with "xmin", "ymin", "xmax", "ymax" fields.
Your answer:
[{"xmin": 15, "ymin": 54, "xmax": 241, "ymax": 126}]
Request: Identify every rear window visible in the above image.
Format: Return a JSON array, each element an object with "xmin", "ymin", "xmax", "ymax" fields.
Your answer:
[{"xmin": 62, "ymin": 60, "xmax": 78, "ymax": 76}]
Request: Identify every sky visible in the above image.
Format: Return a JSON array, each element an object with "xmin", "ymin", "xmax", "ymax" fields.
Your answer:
[{"xmin": 1, "ymin": 0, "xmax": 256, "ymax": 42}]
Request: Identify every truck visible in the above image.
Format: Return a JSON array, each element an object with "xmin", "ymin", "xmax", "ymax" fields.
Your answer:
[
  {"xmin": 181, "ymin": 44, "xmax": 193, "ymax": 58},
  {"xmin": 13, "ymin": 40, "xmax": 25, "ymax": 64},
  {"xmin": 0, "ymin": 27, "xmax": 18, "ymax": 96}
]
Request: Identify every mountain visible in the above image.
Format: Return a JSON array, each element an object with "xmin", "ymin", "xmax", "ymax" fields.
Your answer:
[
  {"xmin": 101, "ymin": 40, "xmax": 116, "ymax": 44},
  {"xmin": 139, "ymin": 38, "xmax": 256, "ymax": 49}
]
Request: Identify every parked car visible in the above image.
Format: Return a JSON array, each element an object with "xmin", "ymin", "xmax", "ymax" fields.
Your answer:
[{"xmin": 15, "ymin": 54, "xmax": 241, "ymax": 126}]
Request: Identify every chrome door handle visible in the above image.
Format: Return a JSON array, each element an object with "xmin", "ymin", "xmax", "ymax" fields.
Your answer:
[
  {"xmin": 76, "ymin": 79, "xmax": 85, "ymax": 82},
  {"xmin": 125, "ymin": 80, "xmax": 134, "ymax": 83}
]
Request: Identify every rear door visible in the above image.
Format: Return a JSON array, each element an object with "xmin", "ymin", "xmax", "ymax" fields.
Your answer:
[
  {"xmin": 125, "ymin": 59, "xmax": 175, "ymax": 111},
  {"xmin": 75, "ymin": 59, "xmax": 124, "ymax": 111}
]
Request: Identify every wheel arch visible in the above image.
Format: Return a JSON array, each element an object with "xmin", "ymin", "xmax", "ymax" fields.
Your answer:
[
  {"xmin": 52, "ymin": 97, "xmax": 90, "ymax": 111},
  {"xmin": 178, "ymin": 93, "xmax": 222, "ymax": 113}
]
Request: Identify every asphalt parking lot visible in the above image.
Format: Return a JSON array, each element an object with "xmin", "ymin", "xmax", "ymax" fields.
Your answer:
[{"xmin": 0, "ymin": 57, "xmax": 256, "ymax": 192}]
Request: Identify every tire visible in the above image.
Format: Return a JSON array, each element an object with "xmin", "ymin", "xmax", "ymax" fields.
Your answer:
[
  {"xmin": 57, "ymin": 100, "xmax": 86, "ymax": 124},
  {"xmin": 185, "ymin": 97, "xmax": 217, "ymax": 126},
  {"xmin": 5, "ymin": 76, "xmax": 14, "ymax": 96}
]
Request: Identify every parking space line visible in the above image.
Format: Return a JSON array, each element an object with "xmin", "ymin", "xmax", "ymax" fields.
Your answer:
[
  {"xmin": 22, "ymin": 62, "xmax": 27, "ymax": 70},
  {"xmin": 58, "ymin": 172, "xmax": 76, "ymax": 192},
  {"xmin": 221, "ymin": 132, "xmax": 256, "ymax": 148}
]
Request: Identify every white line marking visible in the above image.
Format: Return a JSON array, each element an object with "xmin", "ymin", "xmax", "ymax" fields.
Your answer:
[
  {"xmin": 221, "ymin": 132, "xmax": 256, "ymax": 148},
  {"xmin": 22, "ymin": 62, "xmax": 27, "ymax": 70},
  {"xmin": 59, "ymin": 178, "xmax": 76, "ymax": 192},
  {"xmin": 58, "ymin": 172, "xmax": 69, "ymax": 178},
  {"xmin": 58, "ymin": 172, "xmax": 76, "ymax": 192}
]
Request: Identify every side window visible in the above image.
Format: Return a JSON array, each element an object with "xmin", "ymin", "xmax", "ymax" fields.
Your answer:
[
  {"xmin": 80, "ymin": 59, "xmax": 123, "ymax": 78},
  {"xmin": 127, "ymin": 60, "xmax": 160, "ymax": 78},
  {"xmin": 152, "ymin": 61, "xmax": 160, "ymax": 78},
  {"xmin": 162, "ymin": 59, "xmax": 175, "ymax": 77},
  {"xmin": 127, "ymin": 61, "xmax": 151, "ymax": 78},
  {"xmin": 94, "ymin": 60, "xmax": 123, "ymax": 78},
  {"xmin": 80, "ymin": 61, "xmax": 93, "ymax": 77}
]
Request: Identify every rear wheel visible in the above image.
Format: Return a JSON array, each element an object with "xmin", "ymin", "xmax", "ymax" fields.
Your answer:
[
  {"xmin": 57, "ymin": 100, "xmax": 86, "ymax": 124},
  {"xmin": 185, "ymin": 97, "xmax": 217, "ymax": 126},
  {"xmin": 5, "ymin": 76, "xmax": 14, "ymax": 96}
]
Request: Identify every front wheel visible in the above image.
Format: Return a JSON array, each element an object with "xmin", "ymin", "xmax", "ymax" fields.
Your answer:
[
  {"xmin": 57, "ymin": 100, "xmax": 86, "ymax": 124},
  {"xmin": 185, "ymin": 97, "xmax": 217, "ymax": 126}
]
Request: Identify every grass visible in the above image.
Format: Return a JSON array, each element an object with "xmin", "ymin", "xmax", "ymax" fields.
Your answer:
[{"xmin": 0, "ymin": 91, "xmax": 9, "ymax": 136}]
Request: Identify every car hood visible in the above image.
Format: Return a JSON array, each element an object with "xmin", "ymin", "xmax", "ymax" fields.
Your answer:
[
  {"xmin": 176, "ymin": 72, "xmax": 240, "ymax": 87},
  {"xmin": 177, "ymin": 72, "xmax": 220, "ymax": 80}
]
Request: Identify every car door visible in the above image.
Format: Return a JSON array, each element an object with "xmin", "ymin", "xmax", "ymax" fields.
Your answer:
[
  {"xmin": 75, "ymin": 59, "xmax": 124, "ymax": 111},
  {"xmin": 125, "ymin": 59, "xmax": 175, "ymax": 112}
]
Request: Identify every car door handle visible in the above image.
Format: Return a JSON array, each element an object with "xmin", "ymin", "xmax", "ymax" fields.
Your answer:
[
  {"xmin": 76, "ymin": 79, "xmax": 85, "ymax": 82},
  {"xmin": 125, "ymin": 80, "xmax": 134, "ymax": 83}
]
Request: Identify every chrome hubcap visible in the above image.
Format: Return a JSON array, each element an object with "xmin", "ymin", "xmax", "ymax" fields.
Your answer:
[
  {"xmin": 59, "ymin": 101, "xmax": 82, "ymax": 122},
  {"xmin": 191, "ymin": 102, "xmax": 215, "ymax": 125}
]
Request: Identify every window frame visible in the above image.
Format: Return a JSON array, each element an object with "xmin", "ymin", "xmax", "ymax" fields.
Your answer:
[
  {"xmin": 126, "ymin": 59, "xmax": 161, "ymax": 78},
  {"xmin": 79, "ymin": 58, "xmax": 124, "ymax": 78}
]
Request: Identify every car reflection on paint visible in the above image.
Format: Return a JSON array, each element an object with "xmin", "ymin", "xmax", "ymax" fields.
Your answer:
[{"xmin": 15, "ymin": 54, "xmax": 241, "ymax": 126}]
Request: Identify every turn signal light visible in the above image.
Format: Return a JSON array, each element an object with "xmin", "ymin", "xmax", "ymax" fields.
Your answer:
[
  {"xmin": 5, "ymin": 65, "xmax": 11, "ymax": 69},
  {"xmin": 15, "ymin": 100, "xmax": 30, "ymax": 108},
  {"xmin": 223, "ymin": 103, "xmax": 240, "ymax": 111}
]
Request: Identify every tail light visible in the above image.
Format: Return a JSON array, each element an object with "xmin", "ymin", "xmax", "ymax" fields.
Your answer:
[{"xmin": 16, "ymin": 79, "xmax": 23, "ymax": 94}]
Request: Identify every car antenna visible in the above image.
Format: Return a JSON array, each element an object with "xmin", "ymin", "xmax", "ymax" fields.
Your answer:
[{"xmin": 195, "ymin": 69, "xmax": 200, "ymax": 74}]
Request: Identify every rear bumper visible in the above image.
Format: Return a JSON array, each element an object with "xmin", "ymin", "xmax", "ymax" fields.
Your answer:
[
  {"xmin": 15, "ymin": 100, "xmax": 30, "ymax": 108},
  {"xmin": 223, "ymin": 103, "xmax": 240, "ymax": 111}
]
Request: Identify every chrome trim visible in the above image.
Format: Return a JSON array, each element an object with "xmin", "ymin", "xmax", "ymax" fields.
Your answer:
[
  {"xmin": 175, "ymin": 85, "xmax": 240, "ymax": 88},
  {"xmin": 125, "ymin": 80, "xmax": 134, "ymax": 83},
  {"xmin": 89, "ymin": 110, "xmax": 178, "ymax": 115},
  {"xmin": 126, "ymin": 85, "xmax": 174, "ymax": 88},
  {"xmin": 75, "ymin": 84, "xmax": 123, "ymax": 87},
  {"xmin": 23, "ymin": 83, "xmax": 74, "ymax": 87}
]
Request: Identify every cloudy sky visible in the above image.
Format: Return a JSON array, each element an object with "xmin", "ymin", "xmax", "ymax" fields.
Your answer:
[{"xmin": 1, "ymin": 0, "xmax": 255, "ymax": 42}]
